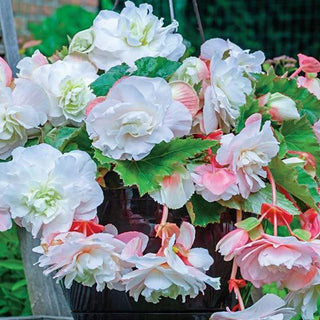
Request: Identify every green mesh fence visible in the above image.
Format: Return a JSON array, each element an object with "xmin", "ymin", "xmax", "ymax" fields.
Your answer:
[{"xmin": 133, "ymin": 0, "xmax": 320, "ymax": 59}]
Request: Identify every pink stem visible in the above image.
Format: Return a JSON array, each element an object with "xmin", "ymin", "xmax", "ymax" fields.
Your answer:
[
  {"xmin": 160, "ymin": 205, "xmax": 169, "ymax": 225},
  {"xmin": 233, "ymin": 285, "xmax": 245, "ymax": 311},
  {"xmin": 290, "ymin": 66, "xmax": 302, "ymax": 78},
  {"xmin": 266, "ymin": 167, "xmax": 277, "ymax": 206}
]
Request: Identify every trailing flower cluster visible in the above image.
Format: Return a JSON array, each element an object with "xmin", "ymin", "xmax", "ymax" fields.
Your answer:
[{"xmin": 0, "ymin": 1, "xmax": 319, "ymax": 319}]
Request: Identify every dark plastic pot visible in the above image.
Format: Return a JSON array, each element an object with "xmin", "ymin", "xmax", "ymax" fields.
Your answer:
[{"xmin": 62, "ymin": 172, "xmax": 235, "ymax": 320}]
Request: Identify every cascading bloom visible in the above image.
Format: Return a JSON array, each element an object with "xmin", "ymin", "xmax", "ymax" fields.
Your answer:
[
  {"xmin": 216, "ymin": 228, "xmax": 249, "ymax": 261},
  {"xmin": 191, "ymin": 162, "xmax": 238, "ymax": 202},
  {"xmin": 0, "ymin": 144, "xmax": 103, "ymax": 238},
  {"xmin": 122, "ymin": 222, "xmax": 220, "ymax": 303},
  {"xmin": 233, "ymin": 234, "xmax": 319, "ymax": 290},
  {"xmin": 200, "ymin": 38, "xmax": 265, "ymax": 133},
  {"xmin": 34, "ymin": 231, "xmax": 127, "ymax": 291},
  {"xmin": 18, "ymin": 58, "xmax": 98, "ymax": 125},
  {"xmin": 80, "ymin": 1, "xmax": 185, "ymax": 71},
  {"xmin": 216, "ymin": 113, "xmax": 279, "ymax": 198},
  {"xmin": 201, "ymin": 38, "xmax": 265, "ymax": 74},
  {"xmin": 170, "ymin": 57, "xmax": 209, "ymax": 86},
  {"xmin": 0, "ymin": 80, "xmax": 49, "ymax": 160},
  {"xmin": 210, "ymin": 294, "xmax": 295, "ymax": 320},
  {"xmin": 85, "ymin": 76, "xmax": 192, "ymax": 160},
  {"xmin": 0, "ymin": 57, "xmax": 12, "ymax": 86},
  {"xmin": 286, "ymin": 271, "xmax": 320, "ymax": 320}
]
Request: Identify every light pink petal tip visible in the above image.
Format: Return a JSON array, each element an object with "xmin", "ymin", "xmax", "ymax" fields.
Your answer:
[
  {"xmin": 86, "ymin": 96, "xmax": 106, "ymax": 116},
  {"xmin": 0, "ymin": 57, "xmax": 12, "ymax": 86},
  {"xmin": 170, "ymin": 81, "xmax": 200, "ymax": 117}
]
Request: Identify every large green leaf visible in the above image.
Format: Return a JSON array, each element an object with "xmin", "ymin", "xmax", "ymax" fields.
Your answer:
[
  {"xmin": 269, "ymin": 157, "xmax": 320, "ymax": 211},
  {"xmin": 280, "ymin": 116, "xmax": 320, "ymax": 175},
  {"xmin": 219, "ymin": 183, "xmax": 301, "ymax": 215},
  {"xmin": 114, "ymin": 138, "xmax": 218, "ymax": 195},
  {"xmin": 90, "ymin": 63, "xmax": 130, "ymax": 96},
  {"xmin": 132, "ymin": 57, "xmax": 181, "ymax": 78},
  {"xmin": 187, "ymin": 194, "xmax": 223, "ymax": 227}
]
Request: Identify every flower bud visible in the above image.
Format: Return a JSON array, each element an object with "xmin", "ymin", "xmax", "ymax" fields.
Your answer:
[{"xmin": 69, "ymin": 28, "xmax": 95, "ymax": 54}]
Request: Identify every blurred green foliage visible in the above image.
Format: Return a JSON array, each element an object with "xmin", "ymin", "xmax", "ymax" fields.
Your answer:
[
  {"xmin": 26, "ymin": 5, "xmax": 96, "ymax": 56},
  {"xmin": 0, "ymin": 225, "xmax": 31, "ymax": 316}
]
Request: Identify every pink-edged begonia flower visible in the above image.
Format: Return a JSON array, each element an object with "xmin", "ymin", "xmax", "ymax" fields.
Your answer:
[
  {"xmin": 313, "ymin": 119, "xmax": 320, "ymax": 143},
  {"xmin": 216, "ymin": 228, "xmax": 249, "ymax": 261},
  {"xmin": 0, "ymin": 80, "xmax": 49, "ymax": 160},
  {"xmin": 297, "ymin": 76, "xmax": 320, "ymax": 99},
  {"xmin": 200, "ymin": 38, "xmax": 265, "ymax": 75},
  {"xmin": 85, "ymin": 76, "xmax": 192, "ymax": 160},
  {"xmin": 191, "ymin": 162, "xmax": 238, "ymax": 202},
  {"xmin": 300, "ymin": 209, "xmax": 320, "ymax": 239},
  {"xmin": 0, "ymin": 57, "xmax": 12, "ymax": 86},
  {"xmin": 122, "ymin": 222, "xmax": 220, "ymax": 303},
  {"xmin": 170, "ymin": 57, "xmax": 209, "ymax": 86},
  {"xmin": 34, "ymin": 231, "xmax": 127, "ymax": 291},
  {"xmin": 150, "ymin": 166, "xmax": 195, "ymax": 209},
  {"xmin": 85, "ymin": 96, "xmax": 106, "ymax": 116},
  {"xmin": 169, "ymin": 81, "xmax": 200, "ymax": 118},
  {"xmin": 286, "ymin": 270, "xmax": 320, "ymax": 320},
  {"xmin": 216, "ymin": 113, "xmax": 279, "ymax": 198},
  {"xmin": 87, "ymin": 1, "xmax": 185, "ymax": 71},
  {"xmin": 234, "ymin": 234, "xmax": 319, "ymax": 290},
  {"xmin": 16, "ymin": 50, "xmax": 48, "ymax": 80},
  {"xmin": 0, "ymin": 144, "xmax": 103, "ymax": 238},
  {"xmin": 210, "ymin": 293, "xmax": 295, "ymax": 320}
]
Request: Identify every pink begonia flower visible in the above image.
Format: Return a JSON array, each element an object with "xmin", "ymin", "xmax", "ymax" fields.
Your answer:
[
  {"xmin": 191, "ymin": 162, "xmax": 238, "ymax": 202},
  {"xmin": 297, "ymin": 53, "xmax": 320, "ymax": 74},
  {"xmin": 216, "ymin": 228, "xmax": 249, "ymax": 261},
  {"xmin": 286, "ymin": 270, "xmax": 320, "ymax": 320},
  {"xmin": 34, "ymin": 231, "xmax": 127, "ymax": 291},
  {"xmin": 0, "ymin": 144, "xmax": 103, "ymax": 239},
  {"xmin": 86, "ymin": 76, "xmax": 192, "ymax": 160},
  {"xmin": 170, "ymin": 81, "xmax": 200, "ymax": 118},
  {"xmin": 313, "ymin": 119, "xmax": 320, "ymax": 143},
  {"xmin": 234, "ymin": 234, "xmax": 319, "ymax": 290},
  {"xmin": 0, "ymin": 57, "xmax": 12, "ymax": 86},
  {"xmin": 16, "ymin": 50, "xmax": 48, "ymax": 80},
  {"xmin": 170, "ymin": 57, "xmax": 209, "ymax": 86},
  {"xmin": 210, "ymin": 293, "xmax": 295, "ymax": 320},
  {"xmin": 216, "ymin": 113, "xmax": 279, "ymax": 199},
  {"xmin": 122, "ymin": 222, "xmax": 220, "ymax": 303},
  {"xmin": 300, "ymin": 209, "xmax": 320, "ymax": 239},
  {"xmin": 297, "ymin": 76, "xmax": 320, "ymax": 99},
  {"xmin": 150, "ymin": 166, "xmax": 195, "ymax": 209}
]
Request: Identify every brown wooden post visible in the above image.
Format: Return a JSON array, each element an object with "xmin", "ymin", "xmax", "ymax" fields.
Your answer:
[{"xmin": 0, "ymin": 0, "xmax": 71, "ymax": 316}]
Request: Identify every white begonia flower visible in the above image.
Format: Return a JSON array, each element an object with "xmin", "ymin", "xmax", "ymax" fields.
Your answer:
[
  {"xmin": 210, "ymin": 294, "xmax": 295, "ymax": 320},
  {"xmin": 201, "ymin": 38, "xmax": 265, "ymax": 74},
  {"xmin": 69, "ymin": 28, "xmax": 95, "ymax": 54},
  {"xmin": 150, "ymin": 166, "xmax": 195, "ymax": 209},
  {"xmin": 29, "ymin": 59, "xmax": 98, "ymax": 126},
  {"xmin": 34, "ymin": 231, "xmax": 127, "ymax": 291},
  {"xmin": 286, "ymin": 271, "xmax": 320, "ymax": 320},
  {"xmin": 0, "ymin": 144, "xmax": 103, "ymax": 238},
  {"xmin": 0, "ymin": 80, "xmax": 49, "ymax": 160},
  {"xmin": 216, "ymin": 114, "xmax": 279, "ymax": 199},
  {"xmin": 87, "ymin": 1, "xmax": 185, "ymax": 71},
  {"xmin": 203, "ymin": 55, "xmax": 252, "ymax": 133},
  {"xmin": 170, "ymin": 57, "xmax": 209, "ymax": 86},
  {"xmin": 122, "ymin": 234, "xmax": 220, "ymax": 303},
  {"xmin": 16, "ymin": 50, "xmax": 48, "ymax": 80},
  {"xmin": 85, "ymin": 76, "xmax": 192, "ymax": 160}
]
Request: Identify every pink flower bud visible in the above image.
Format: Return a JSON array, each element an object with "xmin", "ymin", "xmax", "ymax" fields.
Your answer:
[
  {"xmin": 298, "ymin": 53, "xmax": 320, "ymax": 73},
  {"xmin": 301, "ymin": 209, "xmax": 320, "ymax": 239}
]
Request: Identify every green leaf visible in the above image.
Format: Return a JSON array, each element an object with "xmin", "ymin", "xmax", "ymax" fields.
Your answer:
[
  {"xmin": 90, "ymin": 63, "xmax": 130, "ymax": 96},
  {"xmin": 187, "ymin": 194, "xmax": 223, "ymax": 227},
  {"xmin": 280, "ymin": 116, "xmax": 320, "ymax": 176},
  {"xmin": 236, "ymin": 217, "xmax": 260, "ymax": 231},
  {"xmin": 292, "ymin": 228, "xmax": 311, "ymax": 241},
  {"xmin": 253, "ymin": 68, "xmax": 276, "ymax": 94},
  {"xmin": 269, "ymin": 157, "xmax": 320, "ymax": 211},
  {"xmin": 132, "ymin": 57, "xmax": 181, "ymax": 78},
  {"xmin": 0, "ymin": 260, "xmax": 24, "ymax": 271},
  {"xmin": 219, "ymin": 184, "xmax": 301, "ymax": 215},
  {"xmin": 25, "ymin": 137, "xmax": 40, "ymax": 147},
  {"xmin": 93, "ymin": 148, "xmax": 115, "ymax": 170},
  {"xmin": 236, "ymin": 97, "xmax": 259, "ymax": 133},
  {"xmin": 12, "ymin": 279, "xmax": 27, "ymax": 292},
  {"xmin": 114, "ymin": 138, "xmax": 218, "ymax": 195}
]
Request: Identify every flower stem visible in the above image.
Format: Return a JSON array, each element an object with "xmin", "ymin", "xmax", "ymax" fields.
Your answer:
[
  {"xmin": 160, "ymin": 205, "xmax": 169, "ymax": 225},
  {"xmin": 289, "ymin": 66, "xmax": 302, "ymax": 78},
  {"xmin": 233, "ymin": 285, "xmax": 245, "ymax": 311},
  {"xmin": 266, "ymin": 167, "xmax": 277, "ymax": 206}
]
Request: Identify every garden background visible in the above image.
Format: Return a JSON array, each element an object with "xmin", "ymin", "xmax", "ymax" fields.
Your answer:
[{"xmin": 1, "ymin": 0, "xmax": 319, "ymax": 317}]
